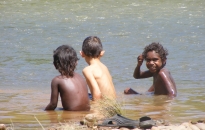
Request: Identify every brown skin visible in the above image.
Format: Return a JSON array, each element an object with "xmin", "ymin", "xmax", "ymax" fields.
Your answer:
[
  {"xmin": 124, "ymin": 51, "xmax": 177, "ymax": 97},
  {"xmin": 45, "ymin": 72, "xmax": 90, "ymax": 111}
]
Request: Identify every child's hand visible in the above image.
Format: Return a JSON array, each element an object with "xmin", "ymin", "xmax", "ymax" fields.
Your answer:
[{"xmin": 137, "ymin": 54, "xmax": 144, "ymax": 66}]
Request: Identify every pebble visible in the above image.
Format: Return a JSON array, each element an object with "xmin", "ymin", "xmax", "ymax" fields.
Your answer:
[{"xmin": 85, "ymin": 114, "xmax": 97, "ymax": 122}]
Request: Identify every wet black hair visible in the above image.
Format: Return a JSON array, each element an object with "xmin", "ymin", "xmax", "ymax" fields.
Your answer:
[
  {"xmin": 82, "ymin": 36, "xmax": 103, "ymax": 58},
  {"xmin": 142, "ymin": 42, "xmax": 168, "ymax": 61},
  {"xmin": 53, "ymin": 45, "xmax": 79, "ymax": 77}
]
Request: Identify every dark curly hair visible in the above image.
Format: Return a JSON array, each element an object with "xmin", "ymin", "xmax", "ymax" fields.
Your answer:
[
  {"xmin": 82, "ymin": 36, "xmax": 103, "ymax": 58},
  {"xmin": 53, "ymin": 45, "xmax": 79, "ymax": 77},
  {"xmin": 142, "ymin": 42, "xmax": 168, "ymax": 61}
]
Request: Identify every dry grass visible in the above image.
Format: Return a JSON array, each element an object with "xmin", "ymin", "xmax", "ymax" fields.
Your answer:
[
  {"xmin": 93, "ymin": 95, "xmax": 126, "ymax": 118},
  {"xmin": 48, "ymin": 95, "xmax": 126, "ymax": 129}
]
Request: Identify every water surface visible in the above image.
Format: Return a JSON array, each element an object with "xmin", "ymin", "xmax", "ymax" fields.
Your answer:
[{"xmin": 0, "ymin": 0, "xmax": 205, "ymax": 129}]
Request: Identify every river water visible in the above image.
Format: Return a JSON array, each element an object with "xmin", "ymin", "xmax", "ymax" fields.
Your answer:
[{"xmin": 0, "ymin": 0, "xmax": 205, "ymax": 129}]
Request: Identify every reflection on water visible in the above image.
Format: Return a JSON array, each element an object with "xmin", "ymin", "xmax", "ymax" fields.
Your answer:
[
  {"xmin": 0, "ymin": 89, "xmax": 91, "ymax": 129},
  {"xmin": 1, "ymin": 0, "xmax": 205, "ymax": 129},
  {"xmin": 1, "ymin": 89, "xmax": 205, "ymax": 129}
]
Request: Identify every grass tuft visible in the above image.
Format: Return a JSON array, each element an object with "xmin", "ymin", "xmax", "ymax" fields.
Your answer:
[
  {"xmin": 94, "ymin": 94, "xmax": 126, "ymax": 118},
  {"xmin": 34, "ymin": 115, "xmax": 45, "ymax": 130}
]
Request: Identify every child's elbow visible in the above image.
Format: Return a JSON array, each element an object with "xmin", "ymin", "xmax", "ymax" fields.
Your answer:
[
  {"xmin": 92, "ymin": 93, "xmax": 102, "ymax": 101},
  {"xmin": 133, "ymin": 74, "xmax": 140, "ymax": 79}
]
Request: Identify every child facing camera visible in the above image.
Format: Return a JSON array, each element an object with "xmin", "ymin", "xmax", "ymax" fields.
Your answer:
[{"xmin": 124, "ymin": 42, "xmax": 177, "ymax": 97}]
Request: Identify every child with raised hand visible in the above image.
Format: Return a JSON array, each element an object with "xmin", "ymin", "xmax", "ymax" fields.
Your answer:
[
  {"xmin": 80, "ymin": 36, "xmax": 116, "ymax": 101},
  {"xmin": 124, "ymin": 42, "xmax": 177, "ymax": 97},
  {"xmin": 45, "ymin": 45, "xmax": 90, "ymax": 111}
]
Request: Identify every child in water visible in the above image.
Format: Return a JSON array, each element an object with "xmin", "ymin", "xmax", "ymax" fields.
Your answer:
[
  {"xmin": 80, "ymin": 36, "xmax": 116, "ymax": 101},
  {"xmin": 45, "ymin": 45, "xmax": 90, "ymax": 111},
  {"xmin": 124, "ymin": 42, "xmax": 177, "ymax": 97}
]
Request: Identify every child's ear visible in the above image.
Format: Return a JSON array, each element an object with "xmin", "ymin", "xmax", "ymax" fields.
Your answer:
[
  {"xmin": 100, "ymin": 50, "xmax": 105, "ymax": 57},
  {"xmin": 163, "ymin": 59, "xmax": 167, "ymax": 65},
  {"xmin": 80, "ymin": 51, "xmax": 85, "ymax": 57}
]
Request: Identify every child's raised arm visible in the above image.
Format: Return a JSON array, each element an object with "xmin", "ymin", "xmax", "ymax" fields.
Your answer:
[{"xmin": 133, "ymin": 54, "xmax": 153, "ymax": 79}]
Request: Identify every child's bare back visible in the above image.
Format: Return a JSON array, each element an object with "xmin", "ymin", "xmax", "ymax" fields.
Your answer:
[
  {"xmin": 51, "ymin": 73, "xmax": 90, "ymax": 111},
  {"xmin": 83, "ymin": 59, "xmax": 116, "ymax": 100},
  {"xmin": 45, "ymin": 45, "xmax": 90, "ymax": 111},
  {"xmin": 80, "ymin": 36, "xmax": 116, "ymax": 101}
]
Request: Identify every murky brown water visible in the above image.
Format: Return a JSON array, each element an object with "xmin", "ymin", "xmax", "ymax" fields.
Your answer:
[
  {"xmin": 1, "ymin": 0, "xmax": 205, "ymax": 129},
  {"xmin": 0, "ymin": 89, "xmax": 91, "ymax": 129},
  {"xmin": 1, "ymin": 88, "xmax": 205, "ymax": 129}
]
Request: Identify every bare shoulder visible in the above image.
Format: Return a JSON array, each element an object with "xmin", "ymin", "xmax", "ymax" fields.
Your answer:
[
  {"xmin": 50, "ymin": 75, "xmax": 63, "ymax": 89},
  {"xmin": 159, "ymin": 68, "xmax": 170, "ymax": 74},
  {"xmin": 73, "ymin": 72, "xmax": 86, "ymax": 81},
  {"xmin": 83, "ymin": 66, "xmax": 91, "ymax": 71},
  {"xmin": 158, "ymin": 68, "xmax": 172, "ymax": 79},
  {"xmin": 82, "ymin": 66, "xmax": 92, "ymax": 75},
  {"xmin": 51, "ymin": 76, "xmax": 61, "ymax": 83},
  {"xmin": 51, "ymin": 75, "xmax": 71, "ymax": 85}
]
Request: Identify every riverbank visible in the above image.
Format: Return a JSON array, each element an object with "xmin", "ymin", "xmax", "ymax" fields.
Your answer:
[{"xmin": 1, "ymin": 113, "xmax": 205, "ymax": 130}]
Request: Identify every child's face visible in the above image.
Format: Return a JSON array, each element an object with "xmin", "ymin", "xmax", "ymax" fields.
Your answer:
[{"xmin": 145, "ymin": 50, "xmax": 164, "ymax": 73}]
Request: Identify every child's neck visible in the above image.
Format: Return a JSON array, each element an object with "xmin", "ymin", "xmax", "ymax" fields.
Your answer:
[{"xmin": 85, "ymin": 57, "xmax": 101, "ymax": 65}]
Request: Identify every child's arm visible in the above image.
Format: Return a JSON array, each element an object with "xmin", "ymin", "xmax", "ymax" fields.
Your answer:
[
  {"xmin": 159, "ymin": 71, "xmax": 177, "ymax": 97},
  {"xmin": 147, "ymin": 85, "xmax": 154, "ymax": 92},
  {"xmin": 82, "ymin": 68, "xmax": 101, "ymax": 101},
  {"xmin": 45, "ymin": 78, "xmax": 59, "ymax": 110},
  {"xmin": 133, "ymin": 54, "xmax": 153, "ymax": 79}
]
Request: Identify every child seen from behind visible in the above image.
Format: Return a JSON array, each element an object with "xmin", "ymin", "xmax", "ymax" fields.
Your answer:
[
  {"xmin": 45, "ymin": 45, "xmax": 90, "ymax": 111},
  {"xmin": 80, "ymin": 36, "xmax": 116, "ymax": 101}
]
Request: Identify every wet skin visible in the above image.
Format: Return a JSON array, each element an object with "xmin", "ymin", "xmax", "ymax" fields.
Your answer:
[
  {"xmin": 45, "ymin": 72, "xmax": 90, "ymax": 111},
  {"xmin": 125, "ymin": 51, "xmax": 177, "ymax": 97}
]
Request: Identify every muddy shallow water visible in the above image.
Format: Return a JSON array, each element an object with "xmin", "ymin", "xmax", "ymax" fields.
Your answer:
[
  {"xmin": 1, "ymin": 88, "xmax": 205, "ymax": 129},
  {"xmin": 0, "ymin": 0, "xmax": 205, "ymax": 129}
]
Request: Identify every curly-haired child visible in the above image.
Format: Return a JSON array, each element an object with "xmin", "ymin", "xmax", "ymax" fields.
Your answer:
[
  {"xmin": 45, "ymin": 45, "xmax": 90, "ymax": 111},
  {"xmin": 124, "ymin": 42, "xmax": 177, "ymax": 97}
]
